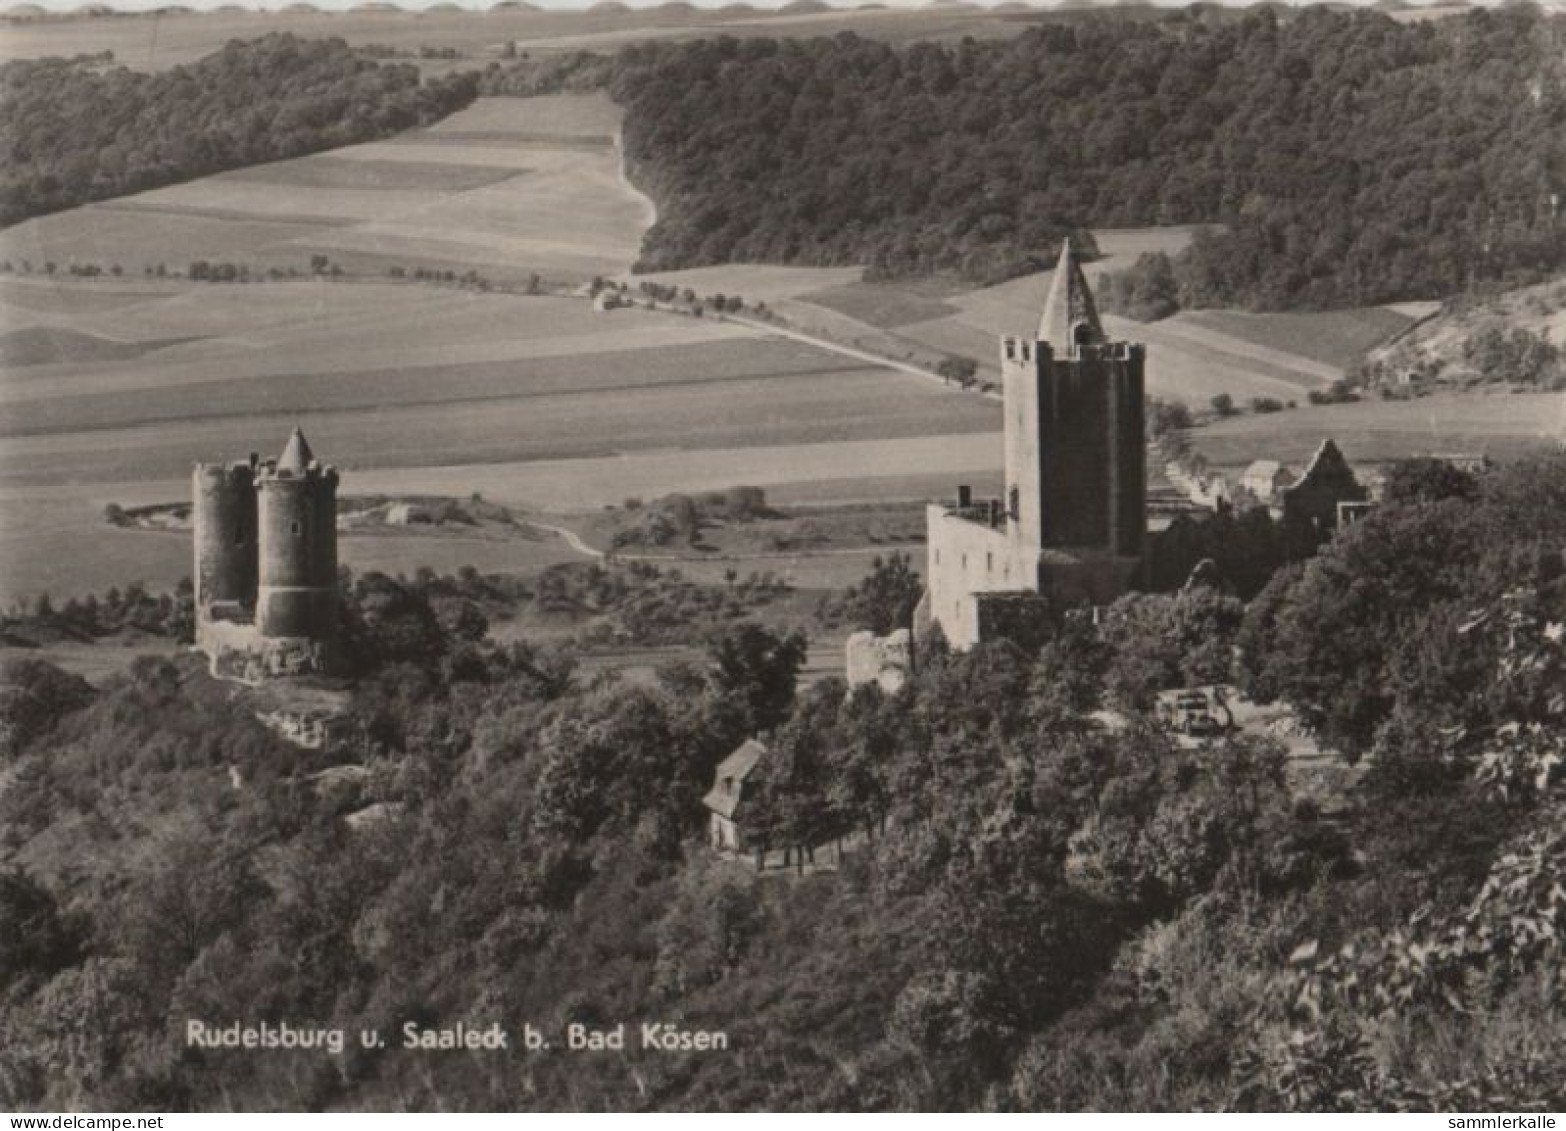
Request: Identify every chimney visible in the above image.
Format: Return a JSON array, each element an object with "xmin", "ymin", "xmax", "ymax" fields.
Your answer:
[{"xmin": 957, "ymin": 484, "xmax": 972, "ymax": 509}]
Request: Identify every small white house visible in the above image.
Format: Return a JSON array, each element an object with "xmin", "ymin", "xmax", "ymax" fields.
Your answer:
[{"xmin": 702, "ymin": 738, "xmax": 767, "ymax": 853}]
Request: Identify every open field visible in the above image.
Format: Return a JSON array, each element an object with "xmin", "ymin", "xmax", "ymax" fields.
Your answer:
[
  {"xmin": 1190, "ymin": 391, "xmax": 1566, "ymax": 470},
  {"xmin": 0, "ymin": 94, "xmax": 648, "ymax": 286}
]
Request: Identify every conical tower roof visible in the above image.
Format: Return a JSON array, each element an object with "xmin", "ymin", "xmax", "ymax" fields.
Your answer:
[
  {"xmin": 278, "ymin": 427, "xmax": 314, "ymax": 474},
  {"xmin": 1038, "ymin": 238, "xmax": 1105, "ymax": 352}
]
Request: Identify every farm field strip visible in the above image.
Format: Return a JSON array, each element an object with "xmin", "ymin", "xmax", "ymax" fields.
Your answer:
[
  {"xmin": 111, "ymin": 179, "xmax": 459, "ymax": 225},
  {"xmin": 0, "ymin": 209, "xmax": 332, "ymax": 275},
  {"xmin": 0, "ymin": 305, "xmax": 763, "ymax": 405},
  {"xmin": 621, "ymin": 264, "xmax": 863, "ymax": 304},
  {"xmin": 89, "ymin": 199, "xmax": 361, "ymax": 228},
  {"xmin": 1111, "ymin": 314, "xmax": 1336, "ymax": 389},
  {"xmin": 795, "ymin": 281, "xmax": 962, "ymax": 329},
  {"xmin": 0, "ymin": 348, "xmax": 890, "ymax": 436},
  {"xmin": 1148, "ymin": 315, "xmax": 1344, "ymax": 383},
  {"xmin": 0, "ymin": 279, "xmax": 186, "ymax": 315},
  {"xmin": 1177, "ymin": 307, "xmax": 1417, "ymax": 372},
  {"xmin": 319, "ymin": 141, "xmax": 544, "ymax": 170},
  {"xmin": 216, "ymin": 156, "xmax": 526, "ymax": 192},
  {"xmin": 2, "ymin": 285, "xmax": 747, "ymax": 373},
  {"xmin": 0, "ymin": 367, "xmax": 1001, "ymax": 489}
]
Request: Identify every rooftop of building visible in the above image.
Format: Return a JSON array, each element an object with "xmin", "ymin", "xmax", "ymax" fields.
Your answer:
[{"xmin": 702, "ymin": 737, "xmax": 767, "ymax": 819}]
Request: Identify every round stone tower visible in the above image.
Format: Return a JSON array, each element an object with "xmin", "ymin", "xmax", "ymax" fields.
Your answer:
[
  {"xmin": 192, "ymin": 457, "xmax": 258, "ymax": 617},
  {"xmin": 255, "ymin": 428, "xmax": 338, "ymax": 643}
]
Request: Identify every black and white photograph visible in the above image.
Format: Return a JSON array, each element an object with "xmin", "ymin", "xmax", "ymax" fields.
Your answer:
[{"xmin": 0, "ymin": 0, "xmax": 1563, "ymax": 1114}]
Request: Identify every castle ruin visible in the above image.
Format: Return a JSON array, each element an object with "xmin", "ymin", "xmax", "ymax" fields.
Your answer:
[
  {"xmin": 193, "ymin": 428, "xmax": 339, "ymax": 677},
  {"xmin": 917, "ymin": 241, "xmax": 1146, "ymax": 649}
]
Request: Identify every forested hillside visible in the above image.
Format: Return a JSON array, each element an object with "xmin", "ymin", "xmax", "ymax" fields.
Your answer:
[
  {"xmin": 485, "ymin": 5, "xmax": 1566, "ymax": 306},
  {"xmin": 0, "ymin": 34, "xmax": 478, "ymax": 226},
  {"xmin": 1, "ymin": 456, "xmax": 1562, "ymax": 1111}
]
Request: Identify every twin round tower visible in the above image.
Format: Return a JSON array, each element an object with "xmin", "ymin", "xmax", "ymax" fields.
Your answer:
[{"xmin": 193, "ymin": 428, "xmax": 339, "ymax": 676}]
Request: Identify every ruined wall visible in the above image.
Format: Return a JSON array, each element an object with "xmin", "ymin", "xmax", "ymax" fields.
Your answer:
[{"xmin": 845, "ymin": 628, "xmax": 912, "ymax": 693}]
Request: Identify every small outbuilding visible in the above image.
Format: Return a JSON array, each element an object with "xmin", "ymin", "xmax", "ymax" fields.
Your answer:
[{"xmin": 702, "ymin": 738, "xmax": 767, "ymax": 853}]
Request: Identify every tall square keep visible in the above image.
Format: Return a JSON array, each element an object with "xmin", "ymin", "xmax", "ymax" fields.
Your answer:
[{"xmin": 920, "ymin": 241, "xmax": 1146, "ymax": 649}]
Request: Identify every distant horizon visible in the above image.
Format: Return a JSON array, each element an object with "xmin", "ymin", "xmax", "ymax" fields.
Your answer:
[{"xmin": 0, "ymin": 0, "xmax": 1523, "ymax": 16}]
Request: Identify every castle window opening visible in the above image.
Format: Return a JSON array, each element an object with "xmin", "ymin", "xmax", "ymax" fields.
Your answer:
[
  {"xmin": 291, "ymin": 521, "xmax": 301, "ymax": 536},
  {"xmin": 234, "ymin": 524, "xmax": 244, "ymax": 545}
]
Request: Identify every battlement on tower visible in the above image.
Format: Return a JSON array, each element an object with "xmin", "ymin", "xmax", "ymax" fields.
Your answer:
[{"xmin": 1000, "ymin": 337, "xmax": 1144, "ymax": 364}]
